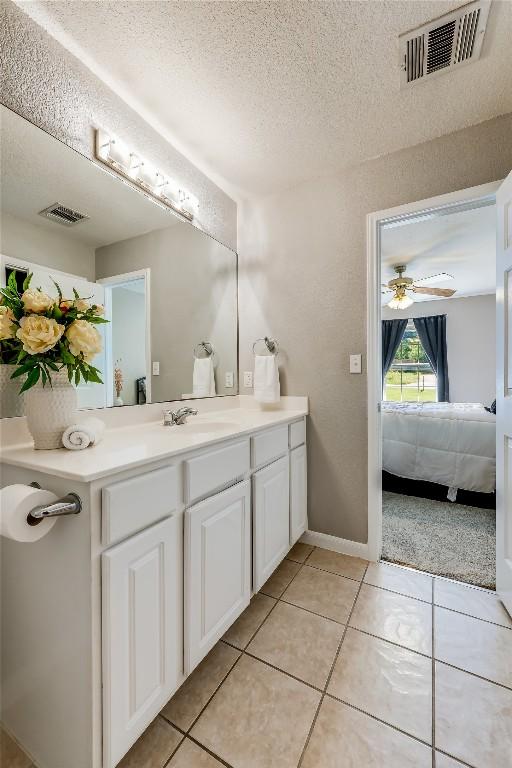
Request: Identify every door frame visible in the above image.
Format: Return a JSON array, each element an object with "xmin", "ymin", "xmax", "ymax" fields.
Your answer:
[
  {"xmin": 98, "ymin": 268, "xmax": 151, "ymax": 406},
  {"xmin": 366, "ymin": 180, "xmax": 501, "ymax": 562}
]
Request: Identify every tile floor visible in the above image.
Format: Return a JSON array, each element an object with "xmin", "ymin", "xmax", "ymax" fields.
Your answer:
[{"xmin": 4, "ymin": 543, "xmax": 512, "ymax": 768}]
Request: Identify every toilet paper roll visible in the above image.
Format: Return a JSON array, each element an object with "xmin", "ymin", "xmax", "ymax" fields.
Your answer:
[{"xmin": 0, "ymin": 484, "xmax": 59, "ymax": 543}]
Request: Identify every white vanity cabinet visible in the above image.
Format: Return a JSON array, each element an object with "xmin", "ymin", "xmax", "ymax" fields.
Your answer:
[
  {"xmin": 102, "ymin": 516, "xmax": 182, "ymax": 768},
  {"xmin": 290, "ymin": 444, "xmax": 307, "ymax": 544},
  {"xmin": 253, "ymin": 456, "xmax": 290, "ymax": 591},
  {"xmin": 184, "ymin": 480, "xmax": 251, "ymax": 672},
  {"xmin": 0, "ymin": 406, "xmax": 308, "ymax": 768}
]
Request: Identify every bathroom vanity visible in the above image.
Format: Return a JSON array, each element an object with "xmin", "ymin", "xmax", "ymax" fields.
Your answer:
[{"xmin": 0, "ymin": 397, "xmax": 308, "ymax": 768}]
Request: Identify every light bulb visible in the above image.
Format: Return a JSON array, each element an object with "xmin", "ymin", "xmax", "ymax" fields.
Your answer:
[{"xmin": 387, "ymin": 293, "xmax": 414, "ymax": 310}]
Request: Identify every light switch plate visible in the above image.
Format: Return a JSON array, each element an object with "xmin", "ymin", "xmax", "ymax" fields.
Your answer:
[
  {"xmin": 350, "ymin": 354, "xmax": 362, "ymax": 374},
  {"xmin": 225, "ymin": 371, "xmax": 234, "ymax": 388},
  {"xmin": 152, "ymin": 361, "xmax": 160, "ymax": 376},
  {"xmin": 243, "ymin": 371, "xmax": 253, "ymax": 388}
]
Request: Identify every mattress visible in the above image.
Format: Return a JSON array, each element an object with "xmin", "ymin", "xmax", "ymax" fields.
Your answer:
[{"xmin": 382, "ymin": 402, "xmax": 496, "ymax": 495}]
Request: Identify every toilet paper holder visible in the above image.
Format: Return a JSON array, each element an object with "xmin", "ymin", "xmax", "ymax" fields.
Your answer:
[{"xmin": 27, "ymin": 483, "xmax": 82, "ymax": 524}]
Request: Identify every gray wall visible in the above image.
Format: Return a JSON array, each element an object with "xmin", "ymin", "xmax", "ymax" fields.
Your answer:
[
  {"xmin": 111, "ymin": 286, "xmax": 146, "ymax": 406},
  {"xmin": 0, "ymin": 0, "xmax": 236, "ymax": 250},
  {"xmin": 238, "ymin": 112, "xmax": 512, "ymax": 544},
  {"xmin": 96, "ymin": 223, "xmax": 238, "ymax": 403},
  {"xmin": 1, "ymin": 212, "xmax": 96, "ymax": 281},
  {"xmin": 382, "ymin": 294, "xmax": 496, "ymax": 407}
]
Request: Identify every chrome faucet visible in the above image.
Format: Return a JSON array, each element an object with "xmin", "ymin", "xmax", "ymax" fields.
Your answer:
[{"xmin": 163, "ymin": 406, "xmax": 198, "ymax": 426}]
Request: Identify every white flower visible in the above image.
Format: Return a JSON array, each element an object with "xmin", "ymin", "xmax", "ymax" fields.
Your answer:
[
  {"xmin": 16, "ymin": 315, "xmax": 64, "ymax": 354},
  {"xmin": 0, "ymin": 306, "xmax": 16, "ymax": 341},
  {"xmin": 60, "ymin": 298, "xmax": 90, "ymax": 313},
  {"xmin": 66, "ymin": 319, "xmax": 102, "ymax": 362},
  {"xmin": 21, "ymin": 288, "xmax": 55, "ymax": 313}
]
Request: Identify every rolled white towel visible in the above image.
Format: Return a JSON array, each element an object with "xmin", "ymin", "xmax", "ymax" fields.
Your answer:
[{"xmin": 62, "ymin": 417, "xmax": 106, "ymax": 450}]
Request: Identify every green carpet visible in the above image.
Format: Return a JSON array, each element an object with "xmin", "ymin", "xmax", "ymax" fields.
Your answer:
[{"xmin": 382, "ymin": 491, "xmax": 496, "ymax": 589}]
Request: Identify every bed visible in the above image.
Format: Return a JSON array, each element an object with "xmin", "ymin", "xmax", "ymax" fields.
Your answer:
[{"xmin": 382, "ymin": 402, "xmax": 496, "ymax": 497}]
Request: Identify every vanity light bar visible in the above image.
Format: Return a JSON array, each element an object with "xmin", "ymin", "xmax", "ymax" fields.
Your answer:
[{"xmin": 93, "ymin": 129, "xmax": 199, "ymax": 221}]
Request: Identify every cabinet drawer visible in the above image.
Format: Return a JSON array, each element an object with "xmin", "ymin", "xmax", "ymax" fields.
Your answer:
[
  {"xmin": 251, "ymin": 425, "xmax": 289, "ymax": 469},
  {"xmin": 289, "ymin": 419, "xmax": 306, "ymax": 449},
  {"xmin": 102, "ymin": 465, "xmax": 178, "ymax": 546},
  {"xmin": 185, "ymin": 439, "xmax": 250, "ymax": 505}
]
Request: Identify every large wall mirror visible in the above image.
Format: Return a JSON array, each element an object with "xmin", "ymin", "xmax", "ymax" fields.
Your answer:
[{"xmin": 0, "ymin": 106, "xmax": 238, "ymax": 416}]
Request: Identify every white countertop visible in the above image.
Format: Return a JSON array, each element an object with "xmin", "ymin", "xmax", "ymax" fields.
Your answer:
[{"xmin": 0, "ymin": 397, "xmax": 308, "ymax": 482}]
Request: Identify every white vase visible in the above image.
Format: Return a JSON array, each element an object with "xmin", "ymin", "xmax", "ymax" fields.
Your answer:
[
  {"xmin": 114, "ymin": 395, "xmax": 124, "ymax": 407},
  {"xmin": 24, "ymin": 370, "xmax": 77, "ymax": 449},
  {"xmin": 0, "ymin": 364, "xmax": 25, "ymax": 418}
]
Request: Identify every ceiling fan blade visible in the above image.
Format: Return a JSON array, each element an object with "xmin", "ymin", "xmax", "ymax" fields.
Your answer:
[
  {"xmin": 413, "ymin": 272, "xmax": 454, "ymax": 287},
  {"xmin": 412, "ymin": 286, "xmax": 456, "ymax": 297}
]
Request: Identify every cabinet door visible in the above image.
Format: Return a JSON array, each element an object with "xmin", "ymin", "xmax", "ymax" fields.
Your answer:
[
  {"xmin": 253, "ymin": 456, "xmax": 290, "ymax": 592},
  {"xmin": 290, "ymin": 444, "xmax": 308, "ymax": 545},
  {"xmin": 102, "ymin": 516, "xmax": 182, "ymax": 768},
  {"xmin": 185, "ymin": 481, "xmax": 251, "ymax": 673}
]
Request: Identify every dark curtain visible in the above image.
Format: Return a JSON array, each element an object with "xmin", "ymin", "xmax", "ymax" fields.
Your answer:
[
  {"xmin": 413, "ymin": 315, "xmax": 450, "ymax": 402},
  {"xmin": 382, "ymin": 319, "xmax": 408, "ymax": 384}
]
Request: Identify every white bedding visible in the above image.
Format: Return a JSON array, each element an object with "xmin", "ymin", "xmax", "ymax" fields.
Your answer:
[{"xmin": 382, "ymin": 402, "xmax": 496, "ymax": 495}]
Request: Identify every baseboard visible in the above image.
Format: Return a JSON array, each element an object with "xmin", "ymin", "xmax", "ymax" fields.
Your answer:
[{"xmin": 301, "ymin": 530, "xmax": 371, "ymax": 560}]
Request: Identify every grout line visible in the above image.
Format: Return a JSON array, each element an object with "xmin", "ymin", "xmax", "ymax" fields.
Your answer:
[
  {"xmin": 434, "ymin": 747, "xmax": 479, "ymax": 768},
  {"xmin": 185, "ymin": 734, "xmax": 237, "ymax": 768},
  {"xmin": 296, "ymin": 562, "xmax": 370, "ymax": 767},
  {"xmin": 346, "ymin": 625, "xmax": 432, "ymax": 659},
  {"xmin": 324, "ymin": 692, "xmax": 433, "ymax": 749},
  {"xmin": 278, "ymin": 596, "xmax": 346, "ymax": 626},
  {"xmin": 431, "ymin": 577, "xmax": 436, "ymax": 768},
  {"xmin": 433, "ymin": 603, "xmax": 512, "ymax": 631},
  {"xmin": 161, "ymin": 725, "xmax": 186, "ymax": 768},
  {"xmin": 362, "ymin": 581, "xmax": 433, "ymax": 605},
  {"xmin": 434, "ymin": 658, "xmax": 512, "ymax": 693},
  {"xmin": 241, "ymin": 648, "xmax": 325, "ymax": 694}
]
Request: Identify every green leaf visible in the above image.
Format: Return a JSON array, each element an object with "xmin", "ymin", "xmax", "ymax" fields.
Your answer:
[
  {"xmin": 86, "ymin": 315, "xmax": 109, "ymax": 324},
  {"xmin": 10, "ymin": 361, "xmax": 37, "ymax": 379},
  {"xmin": 73, "ymin": 287, "xmax": 80, "ymax": 300},
  {"xmin": 86, "ymin": 367, "xmax": 103, "ymax": 384},
  {"xmin": 7, "ymin": 271, "xmax": 18, "ymax": 292},
  {"xmin": 45, "ymin": 360, "xmax": 60, "ymax": 371},
  {"xmin": 74, "ymin": 368, "xmax": 80, "ymax": 386},
  {"xmin": 67, "ymin": 365, "xmax": 74, "ymax": 383},
  {"xmin": 19, "ymin": 366, "xmax": 40, "ymax": 393},
  {"xmin": 22, "ymin": 272, "xmax": 33, "ymax": 291},
  {"xmin": 51, "ymin": 278, "xmax": 63, "ymax": 303}
]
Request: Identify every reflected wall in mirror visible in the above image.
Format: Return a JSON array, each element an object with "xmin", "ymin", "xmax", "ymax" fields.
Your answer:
[{"xmin": 0, "ymin": 106, "xmax": 238, "ymax": 416}]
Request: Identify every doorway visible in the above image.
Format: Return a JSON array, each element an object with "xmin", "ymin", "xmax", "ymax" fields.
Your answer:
[
  {"xmin": 98, "ymin": 269, "xmax": 151, "ymax": 407},
  {"xmin": 367, "ymin": 180, "xmax": 500, "ymax": 589}
]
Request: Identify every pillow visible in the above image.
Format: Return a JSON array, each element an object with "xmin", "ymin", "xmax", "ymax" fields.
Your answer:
[{"xmin": 485, "ymin": 399, "xmax": 496, "ymax": 414}]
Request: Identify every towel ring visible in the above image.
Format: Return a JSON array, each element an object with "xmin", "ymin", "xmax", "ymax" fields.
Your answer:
[
  {"xmin": 252, "ymin": 337, "xmax": 279, "ymax": 356},
  {"xmin": 194, "ymin": 341, "xmax": 214, "ymax": 359}
]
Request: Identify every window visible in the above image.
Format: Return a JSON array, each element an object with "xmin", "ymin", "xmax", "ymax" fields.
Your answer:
[{"xmin": 384, "ymin": 320, "xmax": 437, "ymax": 402}]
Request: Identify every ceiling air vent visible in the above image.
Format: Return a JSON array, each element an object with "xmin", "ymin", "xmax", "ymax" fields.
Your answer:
[
  {"xmin": 399, "ymin": 0, "xmax": 490, "ymax": 88},
  {"xmin": 38, "ymin": 203, "xmax": 89, "ymax": 227}
]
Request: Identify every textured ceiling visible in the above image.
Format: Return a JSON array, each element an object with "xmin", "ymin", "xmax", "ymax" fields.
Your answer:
[
  {"xmin": 14, "ymin": 0, "xmax": 512, "ymax": 198},
  {"xmin": 381, "ymin": 203, "xmax": 496, "ymax": 301}
]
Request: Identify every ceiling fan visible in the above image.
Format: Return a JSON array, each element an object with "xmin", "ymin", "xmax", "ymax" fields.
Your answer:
[{"xmin": 382, "ymin": 265, "xmax": 456, "ymax": 309}]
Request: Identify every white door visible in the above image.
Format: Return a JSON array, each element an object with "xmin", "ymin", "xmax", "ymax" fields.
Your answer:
[
  {"xmin": 253, "ymin": 456, "xmax": 290, "ymax": 591},
  {"xmin": 290, "ymin": 445, "xmax": 308, "ymax": 545},
  {"xmin": 102, "ymin": 516, "xmax": 181, "ymax": 768},
  {"xmin": 497, "ymin": 170, "xmax": 512, "ymax": 616},
  {"xmin": 184, "ymin": 481, "xmax": 251, "ymax": 673}
]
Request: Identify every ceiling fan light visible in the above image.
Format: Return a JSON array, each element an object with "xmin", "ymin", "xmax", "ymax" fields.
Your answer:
[{"xmin": 387, "ymin": 293, "xmax": 414, "ymax": 310}]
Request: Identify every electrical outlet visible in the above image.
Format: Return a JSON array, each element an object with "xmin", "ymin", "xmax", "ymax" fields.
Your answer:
[
  {"xmin": 243, "ymin": 371, "xmax": 253, "ymax": 388},
  {"xmin": 349, "ymin": 354, "xmax": 362, "ymax": 374},
  {"xmin": 225, "ymin": 371, "xmax": 234, "ymax": 388},
  {"xmin": 152, "ymin": 361, "xmax": 160, "ymax": 376}
]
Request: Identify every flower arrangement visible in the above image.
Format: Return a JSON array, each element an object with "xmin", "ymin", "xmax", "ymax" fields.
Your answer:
[{"xmin": 0, "ymin": 271, "xmax": 108, "ymax": 393}]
